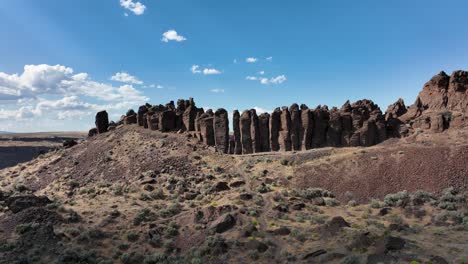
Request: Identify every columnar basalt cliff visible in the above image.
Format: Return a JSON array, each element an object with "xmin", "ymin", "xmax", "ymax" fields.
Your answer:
[{"xmin": 91, "ymin": 70, "xmax": 467, "ymax": 154}]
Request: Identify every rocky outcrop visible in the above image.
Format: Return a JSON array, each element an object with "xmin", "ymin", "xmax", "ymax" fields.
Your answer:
[
  {"xmin": 95, "ymin": 111, "xmax": 109, "ymax": 134},
  {"xmin": 289, "ymin": 104, "xmax": 302, "ymax": 151},
  {"xmin": 258, "ymin": 113, "xmax": 270, "ymax": 152},
  {"xmin": 279, "ymin": 106, "xmax": 292, "ymax": 151},
  {"xmin": 240, "ymin": 111, "xmax": 253, "ymax": 154},
  {"xmin": 269, "ymin": 108, "xmax": 281, "ymax": 151},
  {"xmin": 233, "ymin": 110, "xmax": 242, "ymax": 154},
  {"xmin": 214, "ymin": 109, "xmax": 229, "ymax": 153},
  {"xmin": 198, "ymin": 110, "xmax": 215, "ymax": 146},
  {"xmin": 250, "ymin": 109, "xmax": 261, "ymax": 153},
  {"xmin": 95, "ymin": 70, "xmax": 466, "ymax": 155}
]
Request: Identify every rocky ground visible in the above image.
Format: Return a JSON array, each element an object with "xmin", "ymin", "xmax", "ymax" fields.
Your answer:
[{"xmin": 0, "ymin": 125, "xmax": 467, "ymax": 264}]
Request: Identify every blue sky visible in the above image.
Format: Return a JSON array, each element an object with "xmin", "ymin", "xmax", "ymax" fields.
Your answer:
[{"xmin": 1, "ymin": 0, "xmax": 468, "ymax": 132}]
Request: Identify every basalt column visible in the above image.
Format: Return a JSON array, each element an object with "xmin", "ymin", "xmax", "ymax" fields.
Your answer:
[
  {"xmin": 95, "ymin": 110, "xmax": 109, "ymax": 134},
  {"xmin": 279, "ymin": 106, "xmax": 292, "ymax": 151},
  {"xmin": 258, "ymin": 113, "xmax": 271, "ymax": 152},
  {"xmin": 199, "ymin": 110, "xmax": 215, "ymax": 146},
  {"xmin": 312, "ymin": 106, "xmax": 329, "ymax": 148},
  {"xmin": 327, "ymin": 108, "xmax": 342, "ymax": 147},
  {"xmin": 289, "ymin": 104, "xmax": 302, "ymax": 151},
  {"xmin": 159, "ymin": 110, "xmax": 176, "ymax": 132},
  {"xmin": 300, "ymin": 105, "xmax": 314, "ymax": 150},
  {"xmin": 213, "ymin": 108, "xmax": 229, "ymax": 153},
  {"xmin": 137, "ymin": 105, "xmax": 149, "ymax": 127},
  {"xmin": 269, "ymin": 108, "xmax": 281, "ymax": 151},
  {"xmin": 250, "ymin": 109, "xmax": 261, "ymax": 153},
  {"xmin": 233, "ymin": 110, "xmax": 242, "ymax": 154},
  {"xmin": 183, "ymin": 98, "xmax": 198, "ymax": 131},
  {"xmin": 240, "ymin": 110, "xmax": 253, "ymax": 154}
]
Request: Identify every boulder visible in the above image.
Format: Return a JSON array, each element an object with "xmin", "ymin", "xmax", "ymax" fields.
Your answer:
[
  {"xmin": 214, "ymin": 108, "xmax": 229, "ymax": 153},
  {"xmin": 240, "ymin": 110, "xmax": 253, "ymax": 154},
  {"xmin": 95, "ymin": 110, "xmax": 109, "ymax": 134},
  {"xmin": 6, "ymin": 195, "xmax": 52, "ymax": 213},
  {"xmin": 447, "ymin": 70, "xmax": 468, "ymax": 113},
  {"xmin": 88, "ymin": 128, "xmax": 98, "ymax": 137},
  {"xmin": 209, "ymin": 213, "xmax": 236, "ymax": 233}
]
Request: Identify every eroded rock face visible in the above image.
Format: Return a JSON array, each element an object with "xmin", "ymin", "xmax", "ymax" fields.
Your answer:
[
  {"xmin": 199, "ymin": 110, "xmax": 215, "ymax": 146},
  {"xmin": 250, "ymin": 109, "xmax": 261, "ymax": 153},
  {"xmin": 214, "ymin": 108, "xmax": 229, "ymax": 153},
  {"xmin": 159, "ymin": 110, "xmax": 176, "ymax": 132},
  {"xmin": 312, "ymin": 106, "xmax": 329, "ymax": 148},
  {"xmin": 279, "ymin": 106, "xmax": 292, "ymax": 151},
  {"xmin": 269, "ymin": 108, "xmax": 281, "ymax": 151},
  {"xmin": 289, "ymin": 104, "xmax": 302, "ymax": 151},
  {"xmin": 327, "ymin": 107, "xmax": 342, "ymax": 147},
  {"xmin": 95, "ymin": 111, "xmax": 109, "ymax": 134},
  {"xmin": 240, "ymin": 110, "xmax": 253, "ymax": 154},
  {"xmin": 183, "ymin": 98, "xmax": 198, "ymax": 132},
  {"xmin": 300, "ymin": 105, "xmax": 313, "ymax": 150},
  {"xmin": 233, "ymin": 110, "xmax": 242, "ymax": 154},
  {"xmin": 137, "ymin": 105, "xmax": 149, "ymax": 127},
  {"xmin": 447, "ymin": 70, "xmax": 468, "ymax": 113},
  {"xmin": 258, "ymin": 113, "xmax": 271, "ymax": 152}
]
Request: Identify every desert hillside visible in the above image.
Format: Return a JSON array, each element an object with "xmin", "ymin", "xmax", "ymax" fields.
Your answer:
[{"xmin": 0, "ymin": 124, "xmax": 466, "ymax": 263}]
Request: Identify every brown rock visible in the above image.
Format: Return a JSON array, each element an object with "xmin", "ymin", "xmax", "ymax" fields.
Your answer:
[
  {"xmin": 327, "ymin": 107, "xmax": 342, "ymax": 146},
  {"xmin": 312, "ymin": 106, "xmax": 329, "ymax": 148},
  {"xmin": 95, "ymin": 111, "xmax": 109, "ymax": 134},
  {"xmin": 269, "ymin": 108, "xmax": 281, "ymax": 151},
  {"xmin": 258, "ymin": 113, "xmax": 270, "ymax": 152},
  {"xmin": 240, "ymin": 110, "xmax": 253, "ymax": 154},
  {"xmin": 250, "ymin": 109, "xmax": 261, "ymax": 153},
  {"xmin": 199, "ymin": 110, "xmax": 215, "ymax": 146},
  {"xmin": 279, "ymin": 106, "xmax": 292, "ymax": 151},
  {"xmin": 301, "ymin": 105, "xmax": 313, "ymax": 150},
  {"xmin": 289, "ymin": 103, "xmax": 302, "ymax": 151},
  {"xmin": 214, "ymin": 108, "xmax": 229, "ymax": 153},
  {"xmin": 233, "ymin": 110, "xmax": 242, "ymax": 154}
]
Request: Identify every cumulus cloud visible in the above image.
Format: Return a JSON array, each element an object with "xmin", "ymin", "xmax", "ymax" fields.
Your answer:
[
  {"xmin": 270, "ymin": 75, "xmax": 287, "ymax": 84},
  {"xmin": 0, "ymin": 64, "xmax": 149, "ymax": 125},
  {"xmin": 246, "ymin": 57, "xmax": 257, "ymax": 63},
  {"xmin": 259, "ymin": 71, "xmax": 265, "ymax": 75},
  {"xmin": 266, "ymin": 56, "xmax": 273, "ymax": 62},
  {"xmin": 191, "ymin": 65, "xmax": 221, "ymax": 75},
  {"xmin": 110, "ymin": 72, "xmax": 143, "ymax": 85},
  {"xmin": 162, "ymin": 30, "xmax": 187, "ymax": 42},
  {"xmin": 245, "ymin": 74, "xmax": 287, "ymax": 85},
  {"xmin": 210, "ymin": 89, "xmax": 224, "ymax": 93},
  {"xmin": 203, "ymin": 68, "xmax": 221, "ymax": 75},
  {"xmin": 120, "ymin": 0, "xmax": 146, "ymax": 15}
]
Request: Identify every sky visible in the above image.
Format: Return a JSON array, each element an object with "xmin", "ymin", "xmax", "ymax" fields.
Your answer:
[{"xmin": 1, "ymin": 0, "xmax": 468, "ymax": 132}]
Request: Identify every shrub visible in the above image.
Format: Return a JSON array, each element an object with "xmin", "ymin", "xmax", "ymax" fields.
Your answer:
[
  {"xmin": 384, "ymin": 191, "xmax": 410, "ymax": 207},
  {"xmin": 125, "ymin": 231, "xmax": 139, "ymax": 242},
  {"xmin": 324, "ymin": 198, "xmax": 339, "ymax": 207},
  {"xmin": 133, "ymin": 208, "xmax": 157, "ymax": 225},
  {"xmin": 290, "ymin": 229, "xmax": 307, "ymax": 242},
  {"xmin": 348, "ymin": 200, "xmax": 358, "ymax": 207},
  {"xmin": 256, "ymin": 183, "xmax": 271, "ymax": 193}
]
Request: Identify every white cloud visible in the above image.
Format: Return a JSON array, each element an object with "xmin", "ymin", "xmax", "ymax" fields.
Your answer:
[
  {"xmin": 259, "ymin": 71, "xmax": 265, "ymax": 75},
  {"xmin": 120, "ymin": 0, "xmax": 146, "ymax": 15},
  {"xmin": 266, "ymin": 56, "xmax": 273, "ymax": 62},
  {"xmin": 191, "ymin": 65, "xmax": 201, "ymax": 74},
  {"xmin": 0, "ymin": 64, "xmax": 149, "ymax": 127},
  {"xmin": 162, "ymin": 30, "xmax": 187, "ymax": 42},
  {"xmin": 270, "ymin": 75, "xmax": 287, "ymax": 84},
  {"xmin": 260, "ymin": 78, "xmax": 270, "ymax": 85},
  {"xmin": 246, "ymin": 57, "xmax": 257, "ymax": 63},
  {"xmin": 210, "ymin": 89, "xmax": 224, "ymax": 93},
  {"xmin": 192, "ymin": 65, "xmax": 221, "ymax": 75},
  {"xmin": 124, "ymin": 13, "xmax": 129, "ymax": 17},
  {"xmin": 203, "ymin": 68, "xmax": 221, "ymax": 75},
  {"xmin": 246, "ymin": 76, "xmax": 258, "ymax": 81},
  {"xmin": 110, "ymin": 72, "xmax": 143, "ymax": 85},
  {"xmin": 233, "ymin": 59, "xmax": 238, "ymax": 64}
]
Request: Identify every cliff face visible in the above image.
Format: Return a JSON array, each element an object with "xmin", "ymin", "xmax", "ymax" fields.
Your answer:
[{"xmin": 92, "ymin": 70, "xmax": 467, "ymax": 154}]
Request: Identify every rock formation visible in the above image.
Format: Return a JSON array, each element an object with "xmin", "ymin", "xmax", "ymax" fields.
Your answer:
[
  {"xmin": 92, "ymin": 70, "xmax": 467, "ymax": 153},
  {"xmin": 95, "ymin": 111, "xmax": 109, "ymax": 134}
]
